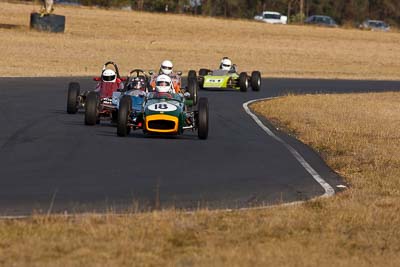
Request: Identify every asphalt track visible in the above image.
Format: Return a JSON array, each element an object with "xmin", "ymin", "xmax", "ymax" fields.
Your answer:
[{"xmin": 0, "ymin": 77, "xmax": 399, "ymax": 216}]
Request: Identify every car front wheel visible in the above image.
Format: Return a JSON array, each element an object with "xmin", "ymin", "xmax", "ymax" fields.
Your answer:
[
  {"xmin": 67, "ymin": 82, "xmax": 80, "ymax": 114},
  {"xmin": 84, "ymin": 92, "xmax": 98, "ymax": 125},
  {"xmin": 197, "ymin": 97, "xmax": 209, "ymax": 140},
  {"xmin": 117, "ymin": 95, "xmax": 132, "ymax": 137}
]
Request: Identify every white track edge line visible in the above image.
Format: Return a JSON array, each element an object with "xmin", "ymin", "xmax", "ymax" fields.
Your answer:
[{"xmin": 243, "ymin": 97, "xmax": 335, "ymax": 197}]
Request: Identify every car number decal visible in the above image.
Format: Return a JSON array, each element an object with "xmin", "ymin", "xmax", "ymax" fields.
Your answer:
[
  {"xmin": 148, "ymin": 103, "xmax": 177, "ymax": 112},
  {"xmin": 207, "ymin": 79, "xmax": 222, "ymax": 83}
]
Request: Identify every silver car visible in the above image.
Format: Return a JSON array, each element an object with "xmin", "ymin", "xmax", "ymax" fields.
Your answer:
[
  {"xmin": 360, "ymin": 20, "xmax": 390, "ymax": 32},
  {"xmin": 305, "ymin": 15, "xmax": 338, "ymax": 28}
]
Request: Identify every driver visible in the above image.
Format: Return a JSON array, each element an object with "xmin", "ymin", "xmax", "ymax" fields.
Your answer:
[
  {"xmin": 159, "ymin": 60, "xmax": 174, "ymax": 75},
  {"xmin": 128, "ymin": 77, "xmax": 147, "ymax": 92},
  {"xmin": 219, "ymin": 57, "xmax": 237, "ymax": 73},
  {"xmin": 102, "ymin": 69, "xmax": 116, "ymax": 82},
  {"xmin": 95, "ymin": 68, "xmax": 124, "ymax": 93},
  {"xmin": 155, "ymin": 74, "xmax": 174, "ymax": 97},
  {"xmin": 152, "ymin": 60, "xmax": 182, "ymax": 93}
]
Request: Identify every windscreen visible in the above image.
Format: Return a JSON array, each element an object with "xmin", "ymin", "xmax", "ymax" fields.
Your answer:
[{"xmin": 264, "ymin": 14, "xmax": 281, "ymax": 19}]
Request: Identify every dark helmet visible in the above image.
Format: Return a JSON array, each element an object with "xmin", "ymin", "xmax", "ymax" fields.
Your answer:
[{"xmin": 128, "ymin": 77, "xmax": 146, "ymax": 91}]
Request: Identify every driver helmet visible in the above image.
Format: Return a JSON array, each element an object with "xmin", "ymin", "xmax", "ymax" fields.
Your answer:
[
  {"xmin": 102, "ymin": 69, "xmax": 116, "ymax": 82},
  {"xmin": 160, "ymin": 60, "xmax": 173, "ymax": 75},
  {"xmin": 129, "ymin": 77, "xmax": 145, "ymax": 91},
  {"xmin": 220, "ymin": 57, "xmax": 232, "ymax": 71},
  {"xmin": 155, "ymin": 74, "xmax": 172, "ymax": 93}
]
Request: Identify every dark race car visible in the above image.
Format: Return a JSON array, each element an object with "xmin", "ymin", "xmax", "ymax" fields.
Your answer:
[{"xmin": 114, "ymin": 69, "xmax": 150, "ymax": 130}]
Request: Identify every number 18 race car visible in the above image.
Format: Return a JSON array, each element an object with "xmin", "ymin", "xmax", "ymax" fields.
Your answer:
[
  {"xmin": 117, "ymin": 92, "xmax": 208, "ymax": 140},
  {"xmin": 197, "ymin": 67, "xmax": 261, "ymax": 92}
]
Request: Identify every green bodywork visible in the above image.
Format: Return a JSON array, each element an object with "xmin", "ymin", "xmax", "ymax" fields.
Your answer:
[{"xmin": 143, "ymin": 93, "xmax": 187, "ymax": 133}]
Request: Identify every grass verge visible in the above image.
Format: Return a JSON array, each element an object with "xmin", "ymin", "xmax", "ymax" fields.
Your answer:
[
  {"xmin": 1, "ymin": 2, "xmax": 400, "ymax": 79},
  {"xmin": 1, "ymin": 92, "xmax": 400, "ymax": 266}
]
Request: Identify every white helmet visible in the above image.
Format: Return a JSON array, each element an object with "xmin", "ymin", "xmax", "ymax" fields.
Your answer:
[
  {"xmin": 160, "ymin": 60, "xmax": 173, "ymax": 75},
  {"xmin": 220, "ymin": 58, "xmax": 232, "ymax": 71},
  {"xmin": 102, "ymin": 69, "xmax": 116, "ymax": 82},
  {"xmin": 155, "ymin": 74, "xmax": 172, "ymax": 93}
]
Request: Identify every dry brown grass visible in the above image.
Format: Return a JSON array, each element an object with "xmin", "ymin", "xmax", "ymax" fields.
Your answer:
[
  {"xmin": 1, "ymin": 2, "xmax": 400, "ymax": 79},
  {"xmin": 1, "ymin": 93, "xmax": 400, "ymax": 266}
]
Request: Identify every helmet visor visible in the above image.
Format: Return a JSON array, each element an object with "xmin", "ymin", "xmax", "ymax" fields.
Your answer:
[
  {"xmin": 102, "ymin": 75, "xmax": 116, "ymax": 82},
  {"xmin": 156, "ymin": 81, "xmax": 171, "ymax": 87},
  {"xmin": 161, "ymin": 65, "xmax": 173, "ymax": 70},
  {"xmin": 131, "ymin": 81, "xmax": 143, "ymax": 89},
  {"xmin": 222, "ymin": 64, "xmax": 231, "ymax": 68}
]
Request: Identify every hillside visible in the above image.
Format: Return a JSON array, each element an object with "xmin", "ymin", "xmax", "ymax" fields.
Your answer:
[{"xmin": 0, "ymin": 2, "xmax": 400, "ymax": 79}]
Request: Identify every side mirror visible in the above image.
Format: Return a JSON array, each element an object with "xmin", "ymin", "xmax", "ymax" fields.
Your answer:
[
  {"xmin": 148, "ymin": 70, "xmax": 154, "ymax": 75},
  {"xmin": 93, "ymin": 77, "xmax": 101, "ymax": 81},
  {"xmin": 177, "ymin": 71, "xmax": 182, "ymax": 76}
]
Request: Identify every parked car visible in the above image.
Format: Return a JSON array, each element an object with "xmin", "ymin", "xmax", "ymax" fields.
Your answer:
[
  {"xmin": 305, "ymin": 15, "xmax": 338, "ymax": 27},
  {"xmin": 254, "ymin": 11, "xmax": 287, "ymax": 24},
  {"xmin": 359, "ymin": 20, "xmax": 390, "ymax": 32}
]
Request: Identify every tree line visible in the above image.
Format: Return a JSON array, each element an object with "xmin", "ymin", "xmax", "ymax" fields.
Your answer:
[{"xmin": 29, "ymin": 0, "xmax": 400, "ymax": 26}]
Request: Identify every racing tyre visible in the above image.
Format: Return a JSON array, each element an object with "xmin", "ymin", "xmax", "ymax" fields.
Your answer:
[
  {"xmin": 117, "ymin": 96, "xmax": 131, "ymax": 137},
  {"xmin": 197, "ymin": 97, "xmax": 209, "ymax": 140},
  {"xmin": 84, "ymin": 92, "xmax": 98, "ymax": 125},
  {"xmin": 188, "ymin": 70, "xmax": 196, "ymax": 80},
  {"xmin": 198, "ymin": 69, "xmax": 210, "ymax": 90},
  {"xmin": 239, "ymin": 72, "xmax": 248, "ymax": 92},
  {"xmin": 67, "ymin": 82, "xmax": 80, "ymax": 114},
  {"xmin": 187, "ymin": 77, "xmax": 198, "ymax": 106},
  {"xmin": 251, "ymin": 71, "xmax": 261, "ymax": 91}
]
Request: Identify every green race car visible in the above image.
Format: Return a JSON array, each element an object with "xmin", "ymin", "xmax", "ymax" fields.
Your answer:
[
  {"xmin": 197, "ymin": 67, "xmax": 261, "ymax": 92},
  {"xmin": 117, "ymin": 91, "xmax": 208, "ymax": 140}
]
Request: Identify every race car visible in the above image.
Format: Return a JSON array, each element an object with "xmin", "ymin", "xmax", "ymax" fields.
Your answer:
[
  {"xmin": 66, "ymin": 61, "xmax": 124, "ymax": 120},
  {"xmin": 111, "ymin": 69, "xmax": 149, "ymax": 130},
  {"xmin": 117, "ymin": 86, "xmax": 208, "ymax": 139},
  {"xmin": 197, "ymin": 67, "xmax": 261, "ymax": 92}
]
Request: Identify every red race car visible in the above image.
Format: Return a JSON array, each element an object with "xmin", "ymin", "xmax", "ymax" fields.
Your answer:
[{"xmin": 66, "ymin": 62, "xmax": 125, "ymax": 125}]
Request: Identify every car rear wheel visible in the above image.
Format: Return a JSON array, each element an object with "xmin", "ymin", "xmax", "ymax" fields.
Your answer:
[
  {"xmin": 117, "ymin": 95, "xmax": 132, "ymax": 137},
  {"xmin": 67, "ymin": 82, "xmax": 80, "ymax": 114},
  {"xmin": 250, "ymin": 71, "xmax": 261, "ymax": 91},
  {"xmin": 188, "ymin": 70, "xmax": 196, "ymax": 80},
  {"xmin": 239, "ymin": 72, "xmax": 248, "ymax": 92},
  {"xmin": 187, "ymin": 75, "xmax": 198, "ymax": 106},
  {"xmin": 84, "ymin": 92, "xmax": 98, "ymax": 125},
  {"xmin": 197, "ymin": 97, "xmax": 209, "ymax": 140},
  {"xmin": 198, "ymin": 69, "xmax": 210, "ymax": 90}
]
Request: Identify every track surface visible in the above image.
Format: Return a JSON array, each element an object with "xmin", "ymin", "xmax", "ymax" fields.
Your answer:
[{"xmin": 0, "ymin": 77, "xmax": 399, "ymax": 215}]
